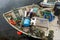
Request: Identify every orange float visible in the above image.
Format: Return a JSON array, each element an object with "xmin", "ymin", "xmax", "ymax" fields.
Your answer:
[
  {"xmin": 9, "ymin": 19, "xmax": 16, "ymax": 25},
  {"xmin": 17, "ymin": 31, "xmax": 22, "ymax": 35}
]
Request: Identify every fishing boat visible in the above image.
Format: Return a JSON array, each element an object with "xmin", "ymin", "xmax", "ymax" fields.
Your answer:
[
  {"xmin": 3, "ymin": 3, "xmax": 57, "ymax": 39},
  {"xmin": 40, "ymin": 0, "xmax": 59, "ymax": 8}
]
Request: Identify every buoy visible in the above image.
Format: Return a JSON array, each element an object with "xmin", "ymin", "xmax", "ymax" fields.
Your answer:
[
  {"xmin": 9, "ymin": 19, "xmax": 16, "ymax": 25},
  {"xmin": 17, "ymin": 31, "xmax": 22, "ymax": 35}
]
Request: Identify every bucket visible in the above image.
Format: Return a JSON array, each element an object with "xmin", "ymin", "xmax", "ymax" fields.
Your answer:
[
  {"xmin": 43, "ymin": 11, "xmax": 55, "ymax": 22},
  {"xmin": 23, "ymin": 18, "xmax": 30, "ymax": 27}
]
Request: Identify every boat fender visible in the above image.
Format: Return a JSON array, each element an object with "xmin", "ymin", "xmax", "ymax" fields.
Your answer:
[
  {"xmin": 17, "ymin": 31, "xmax": 22, "ymax": 35},
  {"xmin": 9, "ymin": 19, "xmax": 16, "ymax": 25}
]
